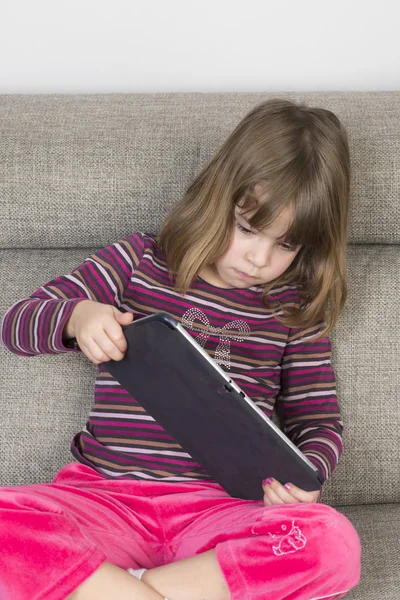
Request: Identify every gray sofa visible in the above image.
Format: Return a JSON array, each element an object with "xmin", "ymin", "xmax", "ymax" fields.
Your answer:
[{"xmin": 0, "ymin": 92, "xmax": 399, "ymax": 599}]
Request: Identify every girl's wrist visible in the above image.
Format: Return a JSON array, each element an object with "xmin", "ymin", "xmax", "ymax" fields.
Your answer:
[
  {"xmin": 64, "ymin": 299, "xmax": 88, "ymax": 339},
  {"xmin": 63, "ymin": 319, "xmax": 75, "ymax": 340}
]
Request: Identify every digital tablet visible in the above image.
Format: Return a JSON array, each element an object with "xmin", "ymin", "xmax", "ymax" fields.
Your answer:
[{"xmin": 104, "ymin": 312, "xmax": 325, "ymax": 500}]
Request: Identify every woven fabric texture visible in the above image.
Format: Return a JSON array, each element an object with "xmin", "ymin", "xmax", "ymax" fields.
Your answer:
[
  {"xmin": 0, "ymin": 92, "xmax": 399, "ymax": 249},
  {"xmin": 337, "ymin": 503, "xmax": 400, "ymax": 600}
]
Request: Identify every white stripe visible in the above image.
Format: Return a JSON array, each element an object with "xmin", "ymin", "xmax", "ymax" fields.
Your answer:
[
  {"xmin": 297, "ymin": 427, "xmax": 342, "ymax": 441},
  {"xmin": 287, "ymin": 333, "xmax": 325, "ymax": 345},
  {"xmin": 247, "ymin": 335, "xmax": 286, "ymax": 347},
  {"xmin": 120, "ymin": 303, "xmax": 137, "ymax": 312},
  {"xmin": 114, "ymin": 242, "xmax": 134, "ymax": 271},
  {"xmin": 90, "ymin": 412, "xmax": 156, "ymax": 421},
  {"xmin": 63, "ymin": 274, "xmax": 92, "ymax": 300},
  {"xmin": 106, "ymin": 446, "xmax": 191, "ymax": 458},
  {"xmin": 254, "ymin": 401, "xmax": 275, "ymax": 410},
  {"xmin": 301, "ymin": 453, "xmax": 328, "ymax": 478},
  {"xmin": 38, "ymin": 287, "xmax": 58, "ymax": 299},
  {"xmin": 230, "ymin": 362, "xmax": 279, "ymax": 372},
  {"xmin": 33, "ymin": 300, "xmax": 50, "ymax": 353},
  {"xmin": 225, "ymin": 361, "xmax": 252, "ymax": 371},
  {"xmin": 282, "ymin": 360, "xmax": 331, "ymax": 369},
  {"xmin": 231, "ymin": 373, "xmax": 259, "ymax": 384},
  {"xmin": 145, "ymin": 253, "xmax": 169, "ymax": 273},
  {"xmin": 86, "ymin": 258, "xmax": 121, "ymax": 306},
  {"xmin": 296, "ymin": 429, "xmax": 337, "ymax": 451},
  {"xmin": 282, "ymin": 389, "xmax": 336, "ymax": 401},
  {"xmin": 298, "ymin": 437, "xmax": 340, "ymax": 460},
  {"xmin": 51, "ymin": 301, "xmax": 69, "ymax": 350},
  {"xmin": 13, "ymin": 301, "xmax": 33, "ymax": 353}
]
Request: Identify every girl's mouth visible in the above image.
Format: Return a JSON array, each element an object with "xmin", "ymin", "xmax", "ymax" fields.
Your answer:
[{"xmin": 235, "ymin": 269, "xmax": 257, "ymax": 281}]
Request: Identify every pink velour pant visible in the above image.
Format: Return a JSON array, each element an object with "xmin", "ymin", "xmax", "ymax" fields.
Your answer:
[{"xmin": 0, "ymin": 463, "xmax": 361, "ymax": 600}]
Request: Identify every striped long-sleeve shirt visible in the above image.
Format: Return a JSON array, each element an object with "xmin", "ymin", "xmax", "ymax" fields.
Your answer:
[{"xmin": 1, "ymin": 232, "xmax": 343, "ymax": 483}]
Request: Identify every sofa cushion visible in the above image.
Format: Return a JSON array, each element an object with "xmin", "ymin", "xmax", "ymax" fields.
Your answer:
[{"xmin": 338, "ymin": 503, "xmax": 400, "ymax": 600}]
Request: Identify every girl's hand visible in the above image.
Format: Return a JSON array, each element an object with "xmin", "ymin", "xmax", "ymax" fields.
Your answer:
[
  {"xmin": 262, "ymin": 477, "xmax": 320, "ymax": 505},
  {"xmin": 64, "ymin": 300, "xmax": 134, "ymax": 365}
]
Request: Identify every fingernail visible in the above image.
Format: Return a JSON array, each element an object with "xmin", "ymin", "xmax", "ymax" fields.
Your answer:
[
  {"xmin": 262, "ymin": 478, "xmax": 274, "ymax": 486},
  {"xmin": 284, "ymin": 483, "xmax": 291, "ymax": 490}
]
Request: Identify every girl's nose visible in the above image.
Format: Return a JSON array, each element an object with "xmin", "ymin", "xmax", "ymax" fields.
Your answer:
[{"xmin": 246, "ymin": 243, "xmax": 272, "ymax": 268}]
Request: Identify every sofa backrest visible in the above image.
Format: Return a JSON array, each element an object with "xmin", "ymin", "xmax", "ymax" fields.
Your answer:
[{"xmin": 0, "ymin": 92, "xmax": 399, "ymax": 506}]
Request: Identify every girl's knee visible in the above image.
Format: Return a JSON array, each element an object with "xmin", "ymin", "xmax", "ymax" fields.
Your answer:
[{"xmin": 313, "ymin": 507, "xmax": 361, "ymax": 589}]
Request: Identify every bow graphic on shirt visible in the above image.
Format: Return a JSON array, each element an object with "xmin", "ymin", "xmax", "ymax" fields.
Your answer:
[{"xmin": 181, "ymin": 308, "xmax": 250, "ymax": 370}]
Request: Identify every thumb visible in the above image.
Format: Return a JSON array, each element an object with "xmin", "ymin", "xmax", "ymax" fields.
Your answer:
[{"xmin": 113, "ymin": 309, "xmax": 134, "ymax": 323}]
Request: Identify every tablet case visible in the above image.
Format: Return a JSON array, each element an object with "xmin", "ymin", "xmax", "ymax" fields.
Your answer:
[{"xmin": 104, "ymin": 312, "xmax": 324, "ymax": 500}]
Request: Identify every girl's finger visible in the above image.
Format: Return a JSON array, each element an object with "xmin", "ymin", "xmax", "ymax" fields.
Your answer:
[
  {"xmin": 79, "ymin": 341, "xmax": 105, "ymax": 365},
  {"xmin": 92, "ymin": 332, "xmax": 125, "ymax": 362},
  {"xmin": 262, "ymin": 478, "xmax": 297, "ymax": 504},
  {"xmin": 282, "ymin": 482, "xmax": 320, "ymax": 503},
  {"xmin": 262, "ymin": 479, "xmax": 289, "ymax": 505},
  {"xmin": 104, "ymin": 320, "xmax": 129, "ymax": 354},
  {"xmin": 84, "ymin": 337, "xmax": 115, "ymax": 364},
  {"xmin": 263, "ymin": 486, "xmax": 285, "ymax": 505}
]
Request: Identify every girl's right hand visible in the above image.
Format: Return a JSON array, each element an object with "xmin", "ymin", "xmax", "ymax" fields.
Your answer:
[{"xmin": 65, "ymin": 300, "xmax": 134, "ymax": 365}]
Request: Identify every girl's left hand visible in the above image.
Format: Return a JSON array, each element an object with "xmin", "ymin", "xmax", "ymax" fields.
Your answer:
[{"xmin": 262, "ymin": 477, "xmax": 320, "ymax": 505}]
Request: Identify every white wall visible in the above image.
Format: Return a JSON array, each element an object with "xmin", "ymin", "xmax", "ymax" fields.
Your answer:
[{"xmin": 1, "ymin": 0, "xmax": 399, "ymax": 93}]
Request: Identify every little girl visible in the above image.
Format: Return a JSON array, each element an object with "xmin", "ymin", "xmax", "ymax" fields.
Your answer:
[{"xmin": 1, "ymin": 99, "xmax": 361, "ymax": 600}]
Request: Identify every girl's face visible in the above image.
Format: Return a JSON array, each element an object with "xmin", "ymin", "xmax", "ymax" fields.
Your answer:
[{"xmin": 199, "ymin": 201, "xmax": 301, "ymax": 290}]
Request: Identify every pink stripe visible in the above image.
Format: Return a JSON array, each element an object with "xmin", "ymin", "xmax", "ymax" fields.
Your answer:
[
  {"xmin": 94, "ymin": 397, "xmax": 141, "ymax": 404},
  {"xmin": 240, "ymin": 382, "xmax": 276, "ymax": 394},
  {"xmin": 95, "ymin": 388, "xmax": 132, "ymax": 395},
  {"xmin": 91, "ymin": 420, "xmax": 164, "ymax": 430}
]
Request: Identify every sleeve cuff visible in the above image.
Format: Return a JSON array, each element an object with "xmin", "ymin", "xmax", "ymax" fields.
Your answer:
[{"xmin": 53, "ymin": 298, "xmax": 87, "ymax": 353}]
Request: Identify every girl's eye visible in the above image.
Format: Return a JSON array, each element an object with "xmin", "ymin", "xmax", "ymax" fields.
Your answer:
[
  {"xmin": 279, "ymin": 242, "xmax": 298, "ymax": 252},
  {"xmin": 236, "ymin": 221, "xmax": 254, "ymax": 235}
]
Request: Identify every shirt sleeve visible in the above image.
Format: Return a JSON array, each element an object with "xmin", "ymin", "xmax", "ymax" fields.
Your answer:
[
  {"xmin": 276, "ymin": 322, "xmax": 343, "ymax": 482},
  {"xmin": 1, "ymin": 232, "xmax": 145, "ymax": 357}
]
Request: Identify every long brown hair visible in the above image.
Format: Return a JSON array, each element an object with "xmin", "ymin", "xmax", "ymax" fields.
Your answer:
[{"xmin": 159, "ymin": 99, "xmax": 350, "ymax": 338}]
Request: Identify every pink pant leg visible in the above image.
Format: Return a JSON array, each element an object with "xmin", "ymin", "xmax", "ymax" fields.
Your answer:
[
  {"xmin": 155, "ymin": 487, "xmax": 361, "ymax": 600},
  {"xmin": 0, "ymin": 485, "xmax": 106, "ymax": 600},
  {"xmin": 214, "ymin": 503, "xmax": 361, "ymax": 600},
  {"xmin": 0, "ymin": 465, "xmax": 164, "ymax": 600},
  {"xmin": 0, "ymin": 463, "xmax": 361, "ymax": 600}
]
